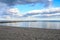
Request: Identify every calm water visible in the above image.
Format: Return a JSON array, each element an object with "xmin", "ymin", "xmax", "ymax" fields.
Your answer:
[{"xmin": 0, "ymin": 22, "xmax": 60, "ymax": 29}]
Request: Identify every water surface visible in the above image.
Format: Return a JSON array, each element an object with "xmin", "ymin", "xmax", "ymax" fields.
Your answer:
[{"xmin": 0, "ymin": 21, "xmax": 60, "ymax": 29}]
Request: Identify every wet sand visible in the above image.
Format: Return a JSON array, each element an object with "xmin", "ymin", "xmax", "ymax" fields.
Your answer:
[{"xmin": 0, "ymin": 26, "xmax": 60, "ymax": 40}]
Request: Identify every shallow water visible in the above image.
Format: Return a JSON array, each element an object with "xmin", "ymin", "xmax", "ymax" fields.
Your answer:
[{"xmin": 0, "ymin": 22, "xmax": 60, "ymax": 29}]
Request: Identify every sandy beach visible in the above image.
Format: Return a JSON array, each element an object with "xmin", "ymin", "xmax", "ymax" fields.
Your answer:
[{"xmin": 0, "ymin": 26, "xmax": 60, "ymax": 40}]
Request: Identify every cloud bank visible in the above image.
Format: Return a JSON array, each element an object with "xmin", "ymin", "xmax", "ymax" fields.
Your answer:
[
  {"xmin": 0, "ymin": 0, "xmax": 52, "ymax": 7},
  {"xmin": 0, "ymin": 0, "xmax": 60, "ymax": 20},
  {"xmin": 1, "ymin": 8, "xmax": 23, "ymax": 19},
  {"xmin": 24, "ymin": 7, "xmax": 60, "ymax": 17},
  {"xmin": 0, "ymin": 0, "xmax": 22, "ymax": 19},
  {"xmin": 0, "ymin": 0, "xmax": 52, "ymax": 19}
]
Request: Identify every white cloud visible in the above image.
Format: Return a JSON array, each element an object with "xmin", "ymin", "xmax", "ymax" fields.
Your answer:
[
  {"xmin": 8, "ymin": 8, "xmax": 19, "ymax": 13},
  {"xmin": 0, "ymin": 7, "xmax": 24, "ymax": 20},
  {"xmin": 28, "ymin": 7, "xmax": 60, "ymax": 13},
  {"xmin": 6, "ymin": 8, "xmax": 23, "ymax": 16},
  {"xmin": 24, "ymin": 7, "xmax": 60, "ymax": 17}
]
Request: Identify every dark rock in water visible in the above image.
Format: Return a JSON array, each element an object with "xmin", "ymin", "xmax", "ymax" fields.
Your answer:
[{"xmin": 0, "ymin": 26, "xmax": 60, "ymax": 40}]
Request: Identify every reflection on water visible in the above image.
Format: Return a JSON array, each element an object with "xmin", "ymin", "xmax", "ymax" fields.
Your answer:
[{"xmin": 0, "ymin": 22, "xmax": 60, "ymax": 29}]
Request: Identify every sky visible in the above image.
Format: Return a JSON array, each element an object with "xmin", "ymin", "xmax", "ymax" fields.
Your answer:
[
  {"xmin": 0, "ymin": 0, "xmax": 60, "ymax": 19},
  {"xmin": 14, "ymin": 0, "xmax": 60, "ymax": 14}
]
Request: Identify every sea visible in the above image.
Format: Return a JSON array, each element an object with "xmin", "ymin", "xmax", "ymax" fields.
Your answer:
[{"xmin": 0, "ymin": 21, "xmax": 60, "ymax": 29}]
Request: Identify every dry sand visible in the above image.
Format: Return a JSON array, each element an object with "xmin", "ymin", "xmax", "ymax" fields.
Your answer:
[{"xmin": 0, "ymin": 26, "xmax": 60, "ymax": 40}]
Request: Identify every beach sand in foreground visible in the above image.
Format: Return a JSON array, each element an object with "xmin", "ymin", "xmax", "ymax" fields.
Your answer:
[{"xmin": 0, "ymin": 26, "xmax": 60, "ymax": 40}]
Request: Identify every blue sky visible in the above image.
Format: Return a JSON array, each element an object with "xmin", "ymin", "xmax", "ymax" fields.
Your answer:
[
  {"xmin": 14, "ymin": 0, "xmax": 60, "ymax": 14},
  {"xmin": 53, "ymin": 0, "xmax": 60, "ymax": 7}
]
